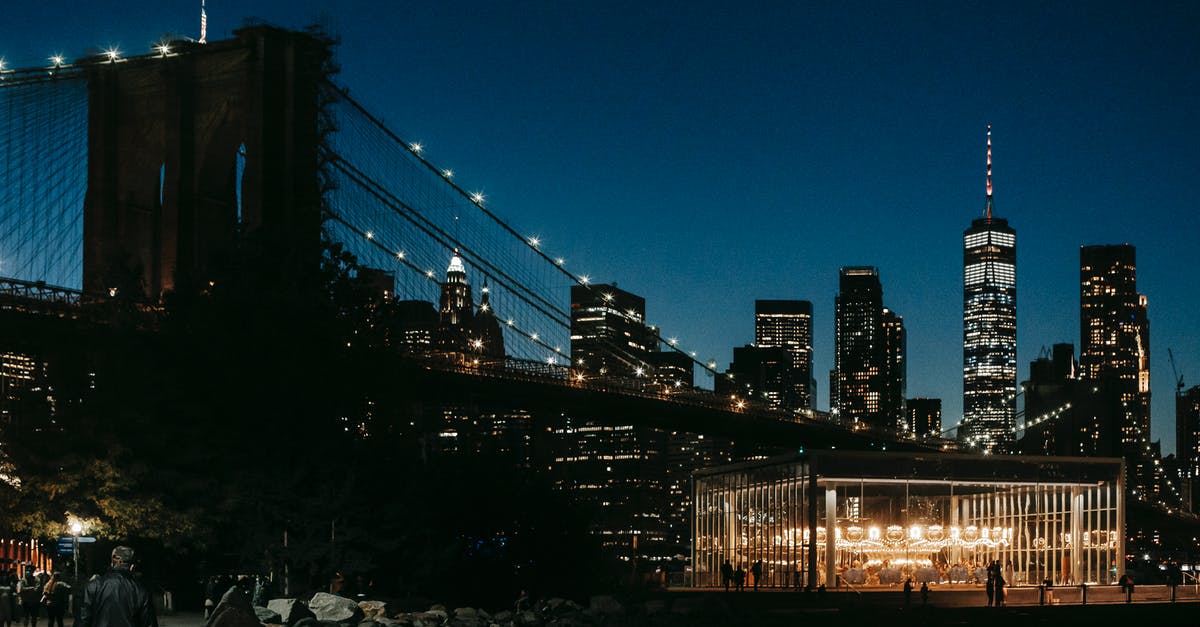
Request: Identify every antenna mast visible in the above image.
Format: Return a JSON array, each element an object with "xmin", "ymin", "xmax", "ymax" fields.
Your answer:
[
  {"xmin": 200, "ymin": 0, "xmax": 208, "ymax": 44},
  {"xmin": 985, "ymin": 124, "xmax": 993, "ymax": 220}
]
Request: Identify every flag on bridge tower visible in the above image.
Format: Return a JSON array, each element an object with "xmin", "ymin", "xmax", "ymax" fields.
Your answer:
[{"xmin": 200, "ymin": 0, "xmax": 208, "ymax": 44}]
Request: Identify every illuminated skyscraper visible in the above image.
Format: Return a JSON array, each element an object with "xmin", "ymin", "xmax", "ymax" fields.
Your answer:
[
  {"xmin": 754, "ymin": 300, "xmax": 815, "ymax": 410},
  {"xmin": 881, "ymin": 308, "xmax": 906, "ymax": 430},
  {"xmin": 569, "ymin": 284, "xmax": 654, "ymax": 377},
  {"xmin": 906, "ymin": 397, "xmax": 942, "ymax": 439},
  {"xmin": 960, "ymin": 125, "xmax": 1017, "ymax": 452},
  {"xmin": 1179, "ymin": 385, "xmax": 1200, "ymax": 512},
  {"xmin": 558, "ymin": 283, "xmax": 670, "ymax": 561},
  {"xmin": 1080, "ymin": 244, "xmax": 1154, "ymax": 496},
  {"xmin": 832, "ymin": 267, "xmax": 904, "ymax": 431},
  {"xmin": 435, "ymin": 252, "xmax": 504, "ymax": 356}
]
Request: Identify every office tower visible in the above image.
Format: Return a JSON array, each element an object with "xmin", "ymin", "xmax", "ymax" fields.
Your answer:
[
  {"xmin": 1018, "ymin": 344, "xmax": 1088, "ymax": 456},
  {"xmin": 645, "ymin": 350, "xmax": 695, "ymax": 389},
  {"xmin": 558, "ymin": 283, "xmax": 669, "ymax": 562},
  {"xmin": 961, "ymin": 125, "xmax": 1018, "ymax": 452},
  {"xmin": 832, "ymin": 267, "xmax": 903, "ymax": 432},
  {"xmin": 393, "ymin": 300, "xmax": 438, "ymax": 352},
  {"xmin": 1079, "ymin": 244, "xmax": 1154, "ymax": 496},
  {"xmin": 356, "ymin": 268, "xmax": 395, "ymax": 303},
  {"xmin": 906, "ymin": 398, "xmax": 942, "ymax": 438},
  {"xmin": 755, "ymin": 300, "xmax": 815, "ymax": 410},
  {"xmin": 569, "ymin": 284, "xmax": 654, "ymax": 377},
  {"xmin": 724, "ymin": 345, "xmax": 792, "ymax": 409},
  {"xmin": 435, "ymin": 253, "xmax": 504, "ymax": 356},
  {"xmin": 1179, "ymin": 385, "xmax": 1200, "ymax": 512},
  {"xmin": 882, "ymin": 308, "xmax": 907, "ymax": 431}
]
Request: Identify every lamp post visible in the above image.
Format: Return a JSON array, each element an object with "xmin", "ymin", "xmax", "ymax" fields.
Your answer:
[{"xmin": 69, "ymin": 521, "xmax": 82, "ymax": 582}]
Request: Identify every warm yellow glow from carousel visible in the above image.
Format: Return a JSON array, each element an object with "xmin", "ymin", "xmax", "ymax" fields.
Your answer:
[{"xmin": 796, "ymin": 524, "xmax": 1017, "ymax": 550}]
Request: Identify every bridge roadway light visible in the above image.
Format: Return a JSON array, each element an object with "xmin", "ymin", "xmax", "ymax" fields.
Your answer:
[
  {"xmin": 50, "ymin": 55, "xmax": 65, "ymax": 67},
  {"xmin": 156, "ymin": 44, "xmax": 171, "ymax": 56}
]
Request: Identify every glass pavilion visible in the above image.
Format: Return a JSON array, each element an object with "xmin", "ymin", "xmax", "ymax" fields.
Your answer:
[{"xmin": 693, "ymin": 450, "xmax": 1123, "ymax": 588}]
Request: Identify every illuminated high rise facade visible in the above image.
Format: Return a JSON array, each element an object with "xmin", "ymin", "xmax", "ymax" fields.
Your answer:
[
  {"xmin": 435, "ymin": 252, "xmax": 505, "ymax": 356},
  {"xmin": 1080, "ymin": 244, "xmax": 1154, "ymax": 496},
  {"xmin": 960, "ymin": 126, "xmax": 1017, "ymax": 452},
  {"xmin": 754, "ymin": 300, "xmax": 815, "ymax": 410},
  {"xmin": 1179, "ymin": 385, "xmax": 1200, "ymax": 512},
  {"xmin": 832, "ymin": 267, "xmax": 904, "ymax": 432},
  {"xmin": 569, "ymin": 284, "xmax": 655, "ymax": 376}
]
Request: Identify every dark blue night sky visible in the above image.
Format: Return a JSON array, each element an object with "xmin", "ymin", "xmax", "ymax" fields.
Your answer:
[{"xmin": 4, "ymin": 1, "xmax": 1198, "ymax": 450}]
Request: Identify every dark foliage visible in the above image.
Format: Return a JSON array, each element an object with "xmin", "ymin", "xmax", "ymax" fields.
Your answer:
[{"xmin": 0, "ymin": 232, "xmax": 601, "ymax": 605}]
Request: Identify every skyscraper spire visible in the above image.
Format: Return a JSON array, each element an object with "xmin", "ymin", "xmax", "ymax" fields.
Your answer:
[
  {"xmin": 985, "ymin": 124, "xmax": 993, "ymax": 220},
  {"xmin": 199, "ymin": 0, "xmax": 208, "ymax": 44}
]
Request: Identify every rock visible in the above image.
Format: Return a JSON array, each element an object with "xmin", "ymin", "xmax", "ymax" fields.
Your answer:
[
  {"xmin": 452, "ymin": 608, "xmax": 477, "ymax": 620},
  {"xmin": 358, "ymin": 621, "xmax": 381, "ymax": 627},
  {"xmin": 293, "ymin": 618, "xmax": 320, "ymax": 627},
  {"xmin": 309, "ymin": 594, "xmax": 365, "ymax": 624},
  {"xmin": 411, "ymin": 610, "xmax": 446, "ymax": 627},
  {"xmin": 490, "ymin": 611, "xmax": 511, "ymax": 623},
  {"xmin": 268, "ymin": 600, "xmax": 317, "ymax": 627},
  {"xmin": 209, "ymin": 587, "xmax": 261, "ymax": 627},
  {"xmin": 255, "ymin": 607, "xmax": 284, "ymax": 624},
  {"xmin": 587, "ymin": 596, "xmax": 622, "ymax": 616},
  {"xmin": 358, "ymin": 602, "xmax": 391, "ymax": 621},
  {"xmin": 429, "ymin": 605, "xmax": 447, "ymax": 614},
  {"xmin": 513, "ymin": 610, "xmax": 541, "ymax": 627}
]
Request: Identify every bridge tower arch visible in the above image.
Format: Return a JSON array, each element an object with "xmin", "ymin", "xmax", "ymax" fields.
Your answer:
[{"xmin": 83, "ymin": 26, "xmax": 330, "ymax": 299}]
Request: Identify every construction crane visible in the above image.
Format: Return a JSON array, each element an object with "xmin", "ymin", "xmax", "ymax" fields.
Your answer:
[{"xmin": 1169, "ymin": 348, "xmax": 1185, "ymax": 398}]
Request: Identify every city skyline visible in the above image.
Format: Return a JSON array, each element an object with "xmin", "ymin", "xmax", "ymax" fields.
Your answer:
[{"xmin": 3, "ymin": 1, "xmax": 1198, "ymax": 451}]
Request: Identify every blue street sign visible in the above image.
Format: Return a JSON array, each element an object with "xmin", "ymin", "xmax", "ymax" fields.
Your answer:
[
  {"xmin": 56, "ymin": 536, "xmax": 96, "ymax": 544},
  {"xmin": 56, "ymin": 547, "xmax": 73, "ymax": 556}
]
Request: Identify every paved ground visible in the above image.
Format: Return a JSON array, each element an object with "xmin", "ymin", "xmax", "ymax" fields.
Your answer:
[
  {"xmin": 159, "ymin": 611, "xmax": 206, "ymax": 627},
  {"xmin": 671, "ymin": 582, "xmax": 1200, "ymax": 607}
]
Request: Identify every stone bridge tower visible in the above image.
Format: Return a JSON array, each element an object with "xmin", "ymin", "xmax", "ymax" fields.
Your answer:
[{"xmin": 83, "ymin": 26, "xmax": 330, "ymax": 299}]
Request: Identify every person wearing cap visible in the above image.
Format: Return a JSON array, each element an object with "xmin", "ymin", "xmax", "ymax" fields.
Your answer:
[{"xmin": 78, "ymin": 547, "xmax": 157, "ymax": 627}]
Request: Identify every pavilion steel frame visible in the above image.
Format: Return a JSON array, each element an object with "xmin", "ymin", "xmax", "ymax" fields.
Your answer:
[{"xmin": 692, "ymin": 450, "xmax": 1123, "ymax": 588}]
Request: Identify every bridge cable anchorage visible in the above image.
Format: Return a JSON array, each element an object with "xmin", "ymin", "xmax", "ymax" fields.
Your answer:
[{"xmin": 332, "ymin": 82, "xmax": 720, "ymax": 377}]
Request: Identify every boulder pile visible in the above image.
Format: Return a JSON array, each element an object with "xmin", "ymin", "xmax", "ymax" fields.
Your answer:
[{"xmin": 242, "ymin": 593, "xmax": 674, "ymax": 627}]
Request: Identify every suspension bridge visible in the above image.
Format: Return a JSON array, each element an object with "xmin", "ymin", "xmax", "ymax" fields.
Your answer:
[{"xmin": 0, "ymin": 25, "xmax": 1161, "ymax": 461}]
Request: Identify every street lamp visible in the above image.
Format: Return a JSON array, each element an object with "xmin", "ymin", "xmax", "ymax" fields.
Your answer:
[{"xmin": 69, "ymin": 521, "xmax": 82, "ymax": 581}]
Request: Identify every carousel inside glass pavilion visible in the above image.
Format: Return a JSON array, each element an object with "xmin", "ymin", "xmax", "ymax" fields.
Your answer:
[{"xmin": 692, "ymin": 450, "xmax": 1124, "ymax": 588}]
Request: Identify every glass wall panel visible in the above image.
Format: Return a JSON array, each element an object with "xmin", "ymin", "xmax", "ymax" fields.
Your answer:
[{"xmin": 693, "ymin": 453, "xmax": 1121, "ymax": 588}]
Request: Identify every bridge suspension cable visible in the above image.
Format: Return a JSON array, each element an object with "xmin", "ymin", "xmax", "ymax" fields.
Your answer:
[
  {"xmin": 0, "ymin": 70, "xmax": 87, "ymax": 290},
  {"xmin": 328, "ymin": 84, "xmax": 720, "ymax": 377}
]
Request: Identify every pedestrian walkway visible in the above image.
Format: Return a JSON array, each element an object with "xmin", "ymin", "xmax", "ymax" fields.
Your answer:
[{"xmin": 159, "ymin": 611, "xmax": 205, "ymax": 627}]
